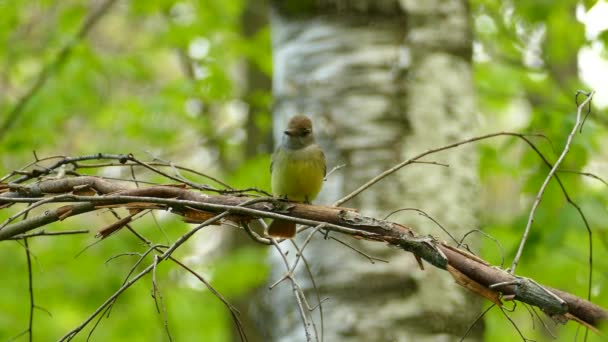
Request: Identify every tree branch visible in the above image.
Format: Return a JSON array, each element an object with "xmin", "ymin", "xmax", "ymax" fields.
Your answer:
[{"xmin": 1, "ymin": 177, "xmax": 606, "ymax": 330}]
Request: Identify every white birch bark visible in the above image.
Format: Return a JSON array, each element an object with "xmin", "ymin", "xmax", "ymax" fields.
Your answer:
[{"xmin": 265, "ymin": 1, "xmax": 482, "ymax": 340}]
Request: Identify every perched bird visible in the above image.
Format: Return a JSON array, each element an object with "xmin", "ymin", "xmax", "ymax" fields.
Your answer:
[{"xmin": 267, "ymin": 115, "xmax": 326, "ymax": 238}]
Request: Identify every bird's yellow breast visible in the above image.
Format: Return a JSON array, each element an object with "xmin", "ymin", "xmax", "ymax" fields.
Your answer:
[{"xmin": 271, "ymin": 145, "xmax": 325, "ymax": 203}]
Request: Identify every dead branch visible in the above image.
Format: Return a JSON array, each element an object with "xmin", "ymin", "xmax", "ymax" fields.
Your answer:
[
  {"xmin": 1, "ymin": 176, "xmax": 606, "ymax": 331},
  {"xmin": 511, "ymin": 90, "xmax": 595, "ymax": 274}
]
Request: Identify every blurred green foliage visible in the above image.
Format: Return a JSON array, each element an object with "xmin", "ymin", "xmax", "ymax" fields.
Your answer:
[
  {"xmin": 1, "ymin": 0, "xmax": 607, "ymax": 341},
  {"xmin": 473, "ymin": 0, "xmax": 608, "ymax": 340},
  {"xmin": 1, "ymin": 0, "xmax": 271, "ymax": 341}
]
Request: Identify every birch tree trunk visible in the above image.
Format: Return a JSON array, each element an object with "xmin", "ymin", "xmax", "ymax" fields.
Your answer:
[{"xmin": 266, "ymin": 1, "xmax": 482, "ymax": 340}]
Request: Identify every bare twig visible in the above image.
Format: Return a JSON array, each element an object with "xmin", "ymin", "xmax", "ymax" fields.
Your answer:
[
  {"xmin": 241, "ymin": 222, "xmax": 272, "ymax": 245},
  {"xmin": 270, "ymin": 238, "xmax": 315, "ymax": 342},
  {"xmin": 2, "ymin": 153, "xmax": 228, "ymax": 193},
  {"xmin": 384, "ymin": 207, "xmax": 461, "ymax": 246},
  {"xmin": 510, "ymin": 91, "xmax": 594, "ymax": 274},
  {"xmin": 59, "ymin": 253, "xmax": 157, "ymax": 341},
  {"xmin": 527, "ymin": 304, "xmax": 556, "ymax": 338},
  {"xmin": 500, "ymin": 306, "xmax": 531, "ymax": 341},
  {"xmin": 104, "ymin": 252, "xmax": 145, "ymax": 264},
  {"xmin": 121, "ymin": 217, "xmax": 249, "ymax": 341},
  {"xmin": 328, "ymin": 236, "xmax": 388, "ymax": 264},
  {"xmin": 151, "ymin": 255, "xmax": 173, "ymax": 341},
  {"xmin": 557, "ymin": 169, "xmax": 608, "ymax": 187},
  {"xmin": 125, "ymin": 154, "xmax": 217, "ymax": 192},
  {"xmin": 77, "ymin": 161, "xmax": 232, "ymax": 188},
  {"xmin": 6, "ymin": 330, "xmax": 29, "ymax": 342},
  {"xmin": 457, "ymin": 229, "xmax": 505, "ymax": 268},
  {"xmin": 24, "ymin": 237, "xmax": 34, "ymax": 342},
  {"xmin": 6, "ymin": 153, "xmax": 129, "ymax": 183},
  {"xmin": 87, "ymin": 305, "xmax": 113, "ymax": 341},
  {"xmin": 333, "ymin": 132, "xmax": 549, "ymax": 206},
  {"xmin": 324, "ymin": 163, "xmax": 345, "ymax": 180},
  {"xmin": 290, "ymin": 240, "xmax": 326, "ymax": 342},
  {"xmin": 88, "ymin": 243, "xmax": 168, "ymax": 336},
  {"xmin": 289, "ymin": 240, "xmax": 321, "ymax": 341},
  {"xmin": 58, "ymin": 196, "xmax": 266, "ymax": 340},
  {"xmin": 9, "ymin": 229, "xmax": 89, "ymax": 240},
  {"xmin": 324, "ymin": 126, "xmax": 596, "ymax": 306},
  {"xmin": 459, "ymin": 304, "xmax": 495, "ymax": 342}
]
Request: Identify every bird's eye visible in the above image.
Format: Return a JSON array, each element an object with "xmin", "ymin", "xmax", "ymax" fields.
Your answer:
[{"xmin": 302, "ymin": 129, "xmax": 311, "ymax": 135}]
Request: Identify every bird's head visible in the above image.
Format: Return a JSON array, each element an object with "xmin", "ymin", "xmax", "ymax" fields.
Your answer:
[{"xmin": 282, "ymin": 115, "xmax": 315, "ymax": 149}]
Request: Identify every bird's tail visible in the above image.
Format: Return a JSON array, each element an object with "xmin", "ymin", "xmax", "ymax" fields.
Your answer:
[{"xmin": 267, "ymin": 219, "xmax": 296, "ymax": 238}]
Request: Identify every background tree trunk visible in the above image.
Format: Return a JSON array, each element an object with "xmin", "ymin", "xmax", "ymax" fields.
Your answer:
[{"xmin": 265, "ymin": 0, "xmax": 483, "ymax": 340}]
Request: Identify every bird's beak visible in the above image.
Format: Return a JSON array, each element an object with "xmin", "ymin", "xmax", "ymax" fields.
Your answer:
[{"xmin": 284, "ymin": 129, "xmax": 296, "ymax": 136}]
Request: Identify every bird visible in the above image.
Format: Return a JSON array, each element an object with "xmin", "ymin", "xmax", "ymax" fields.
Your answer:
[{"xmin": 267, "ymin": 115, "xmax": 326, "ymax": 238}]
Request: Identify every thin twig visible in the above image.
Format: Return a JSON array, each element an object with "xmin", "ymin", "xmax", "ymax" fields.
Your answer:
[
  {"xmin": 241, "ymin": 222, "xmax": 272, "ymax": 245},
  {"xmin": 328, "ymin": 236, "xmax": 388, "ymax": 264},
  {"xmin": 24, "ymin": 237, "xmax": 34, "ymax": 342},
  {"xmin": 151, "ymin": 255, "xmax": 173, "ymax": 341},
  {"xmin": 292, "ymin": 242, "xmax": 326, "ymax": 342},
  {"xmin": 87, "ymin": 305, "xmax": 113, "ymax": 341},
  {"xmin": 505, "ymin": 134, "xmax": 595, "ymax": 305},
  {"xmin": 290, "ymin": 224, "xmax": 326, "ymax": 271},
  {"xmin": 324, "ymin": 163, "xmax": 346, "ymax": 181},
  {"xmin": 59, "ymin": 254, "xmax": 157, "ymax": 341},
  {"xmin": 384, "ymin": 207, "xmax": 461, "ymax": 246},
  {"xmin": 150, "ymin": 211, "xmax": 171, "ymax": 244},
  {"xmin": 3, "ymin": 153, "xmax": 231, "ymax": 190},
  {"xmin": 7, "ymin": 153, "xmax": 129, "ymax": 183},
  {"xmin": 120, "ymin": 223, "xmax": 248, "ymax": 341},
  {"xmin": 9, "ymin": 229, "xmax": 89, "ymax": 240},
  {"xmin": 289, "ymin": 241, "xmax": 321, "ymax": 341},
  {"xmin": 104, "ymin": 252, "xmax": 144, "ymax": 264},
  {"xmin": 125, "ymin": 154, "xmax": 220, "ymax": 192},
  {"xmin": 93, "ymin": 244, "xmax": 166, "ymax": 331},
  {"xmin": 320, "ymin": 124, "xmax": 596, "ymax": 305},
  {"xmin": 459, "ymin": 304, "xmax": 495, "ymax": 342},
  {"xmin": 500, "ymin": 307, "xmax": 531, "ymax": 342},
  {"xmin": 333, "ymin": 132, "xmax": 548, "ymax": 206},
  {"xmin": 59, "ymin": 197, "xmax": 264, "ymax": 340},
  {"xmin": 61, "ymin": 214, "xmax": 221, "ymax": 341},
  {"xmin": 75, "ymin": 161, "xmax": 231, "ymax": 187},
  {"xmin": 557, "ymin": 169, "xmax": 608, "ymax": 187},
  {"xmin": 6, "ymin": 330, "xmax": 29, "ymax": 342},
  {"xmin": 270, "ymin": 238, "xmax": 314, "ymax": 342},
  {"xmin": 457, "ymin": 229, "xmax": 505, "ymax": 268},
  {"xmin": 527, "ymin": 304, "xmax": 556, "ymax": 338},
  {"xmin": 510, "ymin": 91, "xmax": 594, "ymax": 274},
  {"xmin": 0, "ymin": 153, "xmax": 66, "ymax": 182},
  {"xmin": 269, "ymin": 225, "xmax": 326, "ymax": 289}
]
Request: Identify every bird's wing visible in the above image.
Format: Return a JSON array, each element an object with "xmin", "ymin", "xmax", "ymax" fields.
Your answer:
[
  {"xmin": 321, "ymin": 149, "xmax": 327, "ymax": 176},
  {"xmin": 270, "ymin": 147, "xmax": 279, "ymax": 173}
]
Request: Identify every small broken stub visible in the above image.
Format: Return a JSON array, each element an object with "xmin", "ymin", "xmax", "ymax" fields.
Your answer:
[
  {"xmin": 72, "ymin": 184, "xmax": 96, "ymax": 196},
  {"xmin": 266, "ymin": 198, "xmax": 296, "ymax": 213},
  {"xmin": 338, "ymin": 210, "xmax": 364, "ymax": 225}
]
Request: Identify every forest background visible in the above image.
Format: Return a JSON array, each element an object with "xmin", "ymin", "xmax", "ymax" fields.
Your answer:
[{"xmin": 1, "ymin": 0, "xmax": 608, "ymax": 341}]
